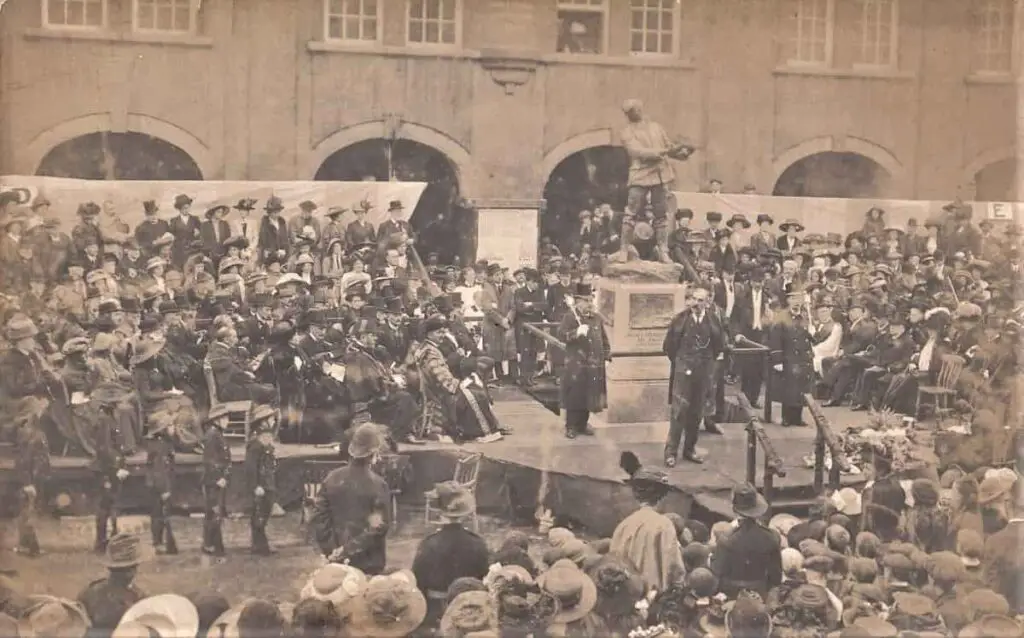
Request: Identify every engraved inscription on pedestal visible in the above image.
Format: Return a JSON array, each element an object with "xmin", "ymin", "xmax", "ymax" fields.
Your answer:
[
  {"xmin": 599, "ymin": 291, "xmax": 616, "ymax": 327},
  {"xmin": 628, "ymin": 293, "xmax": 675, "ymax": 329}
]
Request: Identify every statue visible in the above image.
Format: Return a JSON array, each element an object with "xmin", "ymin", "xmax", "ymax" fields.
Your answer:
[{"xmin": 612, "ymin": 98, "xmax": 695, "ymax": 265}]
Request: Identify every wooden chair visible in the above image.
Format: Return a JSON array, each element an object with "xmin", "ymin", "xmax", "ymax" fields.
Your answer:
[
  {"xmin": 203, "ymin": 361, "xmax": 252, "ymax": 441},
  {"xmin": 915, "ymin": 354, "xmax": 966, "ymax": 422},
  {"xmin": 424, "ymin": 452, "xmax": 482, "ymax": 533},
  {"xmin": 374, "ymin": 453, "xmax": 412, "ymax": 536},
  {"xmin": 301, "ymin": 460, "xmax": 344, "ymax": 524}
]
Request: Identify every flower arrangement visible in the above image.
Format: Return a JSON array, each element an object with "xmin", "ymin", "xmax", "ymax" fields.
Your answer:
[
  {"xmin": 628, "ymin": 624, "xmax": 676, "ymax": 638},
  {"xmin": 838, "ymin": 409, "xmax": 919, "ymax": 473}
]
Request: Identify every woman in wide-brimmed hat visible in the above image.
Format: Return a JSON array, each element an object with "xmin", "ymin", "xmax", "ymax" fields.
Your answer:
[
  {"xmin": 130, "ymin": 338, "xmax": 201, "ymax": 448},
  {"xmin": 114, "ymin": 594, "xmax": 199, "ymax": 638},
  {"xmin": 347, "ymin": 571, "xmax": 427, "ymax": 637},
  {"xmin": 299, "ymin": 563, "xmax": 368, "ymax": 628},
  {"xmin": 537, "ymin": 559, "xmax": 602, "ymax": 634},
  {"xmin": 585, "ymin": 554, "xmax": 646, "ymax": 635},
  {"xmin": 17, "ymin": 595, "xmax": 91, "ymax": 638}
]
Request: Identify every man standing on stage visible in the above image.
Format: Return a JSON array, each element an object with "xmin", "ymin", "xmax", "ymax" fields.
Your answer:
[
  {"xmin": 556, "ymin": 284, "xmax": 611, "ymax": 439},
  {"xmin": 615, "ymin": 99, "xmax": 693, "ymax": 264},
  {"xmin": 767, "ymin": 291, "xmax": 814, "ymax": 427},
  {"xmin": 662, "ymin": 286, "xmax": 726, "ymax": 466}
]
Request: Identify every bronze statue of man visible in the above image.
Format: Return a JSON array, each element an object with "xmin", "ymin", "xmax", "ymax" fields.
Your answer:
[{"xmin": 616, "ymin": 99, "xmax": 694, "ymax": 263}]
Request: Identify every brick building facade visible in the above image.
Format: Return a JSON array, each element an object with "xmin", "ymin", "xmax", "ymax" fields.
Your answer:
[{"xmin": 0, "ymin": 0, "xmax": 1018, "ymax": 215}]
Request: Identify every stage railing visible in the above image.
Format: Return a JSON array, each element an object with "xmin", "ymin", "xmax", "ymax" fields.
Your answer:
[
  {"xmin": 803, "ymin": 393, "xmax": 852, "ymax": 495},
  {"xmin": 735, "ymin": 393, "xmax": 786, "ymax": 506}
]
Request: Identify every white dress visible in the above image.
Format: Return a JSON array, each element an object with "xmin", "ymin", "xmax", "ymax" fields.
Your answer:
[{"xmin": 812, "ymin": 322, "xmax": 843, "ymax": 375}]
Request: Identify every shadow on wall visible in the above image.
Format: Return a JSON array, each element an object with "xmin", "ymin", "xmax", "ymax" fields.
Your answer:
[
  {"xmin": 36, "ymin": 132, "xmax": 204, "ymax": 181},
  {"xmin": 773, "ymin": 151, "xmax": 891, "ymax": 199}
]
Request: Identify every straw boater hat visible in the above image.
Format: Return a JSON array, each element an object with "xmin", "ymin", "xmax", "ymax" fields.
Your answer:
[
  {"xmin": 299, "ymin": 563, "xmax": 368, "ymax": 623},
  {"xmin": 348, "ymin": 571, "xmax": 428, "ymax": 638},
  {"xmin": 536, "ymin": 559, "xmax": 598, "ymax": 624},
  {"xmin": 17, "ymin": 595, "xmax": 91, "ymax": 638},
  {"xmin": 115, "ymin": 594, "xmax": 199, "ymax": 638}
]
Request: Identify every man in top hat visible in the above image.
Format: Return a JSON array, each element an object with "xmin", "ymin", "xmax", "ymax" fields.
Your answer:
[
  {"xmin": 557, "ymin": 283, "xmax": 611, "ymax": 439},
  {"xmin": 512, "ymin": 268, "xmax": 548, "ymax": 387},
  {"xmin": 412, "ymin": 481, "xmax": 489, "ymax": 625},
  {"xmin": 345, "ymin": 200, "xmax": 377, "ymax": 253},
  {"xmin": 245, "ymin": 406, "xmax": 278, "ymax": 555},
  {"xmin": 734, "ymin": 267, "xmax": 772, "ymax": 406},
  {"xmin": 377, "ymin": 200, "xmax": 414, "ymax": 249},
  {"xmin": 617, "ymin": 99, "xmax": 694, "ymax": 263},
  {"xmin": 199, "ymin": 205, "xmax": 231, "ymax": 260},
  {"xmin": 168, "ymin": 195, "xmax": 200, "ymax": 270},
  {"xmin": 288, "ymin": 200, "xmax": 322, "ymax": 248},
  {"xmin": 77, "ymin": 532, "xmax": 147, "ymax": 637},
  {"xmin": 257, "ymin": 196, "xmax": 290, "ymax": 266},
  {"xmin": 134, "ymin": 200, "xmax": 169, "ymax": 256},
  {"xmin": 697, "ymin": 211, "xmax": 725, "ymax": 260},
  {"xmin": 766, "ymin": 289, "xmax": 815, "ymax": 427},
  {"xmin": 711, "ymin": 483, "xmax": 781, "ymax": 598},
  {"xmin": 311, "ymin": 422, "xmax": 391, "ymax": 574},
  {"xmin": 663, "ymin": 285, "xmax": 726, "ymax": 465}
]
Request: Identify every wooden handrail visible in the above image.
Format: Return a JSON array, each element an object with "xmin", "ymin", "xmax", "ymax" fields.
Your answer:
[
  {"xmin": 803, "ymin": 393, "xmax": 852, "ymax": 494},
  {"xmin": 523, "ymin": 323, "xmax": 567, "ymax": 351},
  {"xmin": 735, "ymin": 393, "xmax": 786, "ymax": 507}
]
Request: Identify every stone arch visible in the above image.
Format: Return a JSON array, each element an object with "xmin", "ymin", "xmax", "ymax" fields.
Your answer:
[
  {"xmin": 772, "ymin": 135, "xmax": 906, "ymax": 195},
  {"xmin": 23, "ymin": 113, "xmax": 215, "ymax": 179},
  {"xmin": 964, "ymin": 145, "xmax": 1015, "ymax": 185},
  {"xmin": 306, "ymin": 120, "xmax": 476, "ymax": 193},
  {"xmin": 541, "ymin": 128, "xmax": 615, "ymax": 183}
]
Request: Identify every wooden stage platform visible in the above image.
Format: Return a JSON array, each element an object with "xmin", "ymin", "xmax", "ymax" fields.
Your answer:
[{"xmin": 0, "ymin": 384, "xmax": 882, "ymax": 535}]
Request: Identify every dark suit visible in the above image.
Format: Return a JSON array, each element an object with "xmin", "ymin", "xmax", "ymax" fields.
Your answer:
[
  {"xmin": 749, "ymin": 231, "xmax": 776, "ymax": 255},
  {"xmin": 853, "ymin": 332, "xmax": 915, "ymax": 409},
  {"xmin": 734, "ymin": 286, "xmax": 770, "ymax": 405},
  {"xmin": 822, "ymin": 318, "xmax": 879, "ymax": 403},
  {"xmin": 767, "ymin": 312, "xmax": 814, "ymax": 425},
  {"xmin": 134, "ymin": 219, "xmax": 170, "ymax": 256},
  {"xmin": 513, "ymin": 285, "xmax": 548, "ymax": 382},
  {"xmin": 200, "ymin": 219, "xmax": 231, "ymax": 258},
  {"xmin": 205, "ymin": 340, "xmax": 276, "ymax": 404},
  {"xmin": 663, "ymin": 308, "xmax": 725, "ymax": 459},
  {"xmin": 412, "ymin": 523, "xmax": 490, "ymax": 626},
  {"xmin": 711, "ymin": 519, "xmax": 783, "ymax": 598},
  {"xmin": 345, "ymin": 220, "xmax": 377, "ymax": 250},
  {"xmin": 377, "ymin": 219, "xmax": 412, "ymax": 249},
  {"xmin": 310, "ymin": 464, "xmax": 390, "ymax": 575}
]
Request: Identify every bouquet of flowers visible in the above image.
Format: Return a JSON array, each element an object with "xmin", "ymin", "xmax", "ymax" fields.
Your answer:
[{"xmin": 838, "ymin": 409, "xmax": 918, "ymax": 472}]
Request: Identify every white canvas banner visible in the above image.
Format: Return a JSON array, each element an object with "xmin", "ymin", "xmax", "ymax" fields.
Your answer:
[
  {"xmin": 477, "ymin": 208, "xmax": 539, "ymax": 269},
  {"xmin": 0, "ymin": 176, "xmax": 428, "ymax": 233}
]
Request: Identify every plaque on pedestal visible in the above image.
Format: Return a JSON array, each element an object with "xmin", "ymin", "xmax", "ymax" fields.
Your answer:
[{"xmin": 595, "ymin": 278, "xmax": 687, "ymax": 424}]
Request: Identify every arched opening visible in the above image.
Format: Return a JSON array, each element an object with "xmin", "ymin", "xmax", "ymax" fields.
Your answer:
[
  {"xmin": 973, "ymin": 158, "xmax": 1017, "ymax": 202},
  {"xmin": 315, "ymin": 138, "xmax": 469, "ymax": 263},
  {"xmin": 36, "ymin": 131, "xmax": 204, "ymax": 180},
  {"xmin": 772, "ymin": 152, "xmax": 891, "ymax": 199},
  {"xmin": 541, "ymin": 144, "xmax": 629, "ymax": 253}
]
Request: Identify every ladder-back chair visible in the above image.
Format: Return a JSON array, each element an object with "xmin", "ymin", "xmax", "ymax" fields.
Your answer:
[
  {"xmin": 424, "ymin": 452, "xmax": 482, "ymax": 532},
  {"xmin": 203, "ymin": 361, "xmax": 252, "ymax": 441},
  {"xmin": 915, "ymin": 354, "xmax": 966, "ymax": 422},
  {"xmin": 301, "ymin": 460, "xmax": 344, "ymax": 524}
]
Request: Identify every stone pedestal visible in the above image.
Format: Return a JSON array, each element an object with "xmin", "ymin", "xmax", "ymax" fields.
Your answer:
[{"xmin": 595, "ymin": 279, "xmax": 687, "ymax": 424}]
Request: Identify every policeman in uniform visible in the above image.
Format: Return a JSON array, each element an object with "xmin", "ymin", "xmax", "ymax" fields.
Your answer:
[
  {"xmin": 412, "ymin": 482, "xmax": 490, "ymax": 627},
  {"xmin": 662, "ymin": 285, "xmax": 726, "ymax": 466},
  {"xmin": 767, "ymin": 290, "xmax": 815, "ymax": 426},
  {"xmin": 202, "ymin": 404, "xmax": 232, "ymax": 556},
  {"xmin": 77, "ymin": 532, "xmax": 147, "ymax": 638},
  {"xmin": 91, "ymin": 388, "xmax": 130, "ymax": 553},
  {"xmin": 245, "ymin": 405, "xmax": 278, "ymax": 555},
  {"xmin": 513, "ymin": 268, "xmax": 548, "ymax": 387},
  {"xmin": 145, "ymin": 414, "xmax": 178, "ymax": 555}
]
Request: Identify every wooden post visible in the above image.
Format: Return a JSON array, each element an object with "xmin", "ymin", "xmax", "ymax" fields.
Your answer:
[
  {"xmin": 763, "ymin": 355, "xmax": 773, "ymax": 423},
  {"xmin": 763, "ymin": 455, "xmax": 775, "ymax": 507},
  {"xmin": 813, "ymin": 428, "xmax": 825, "ymax": 494},
  {"xmin": 746, "ymin": 420, "xmax": 757, "ymax": 486}
]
